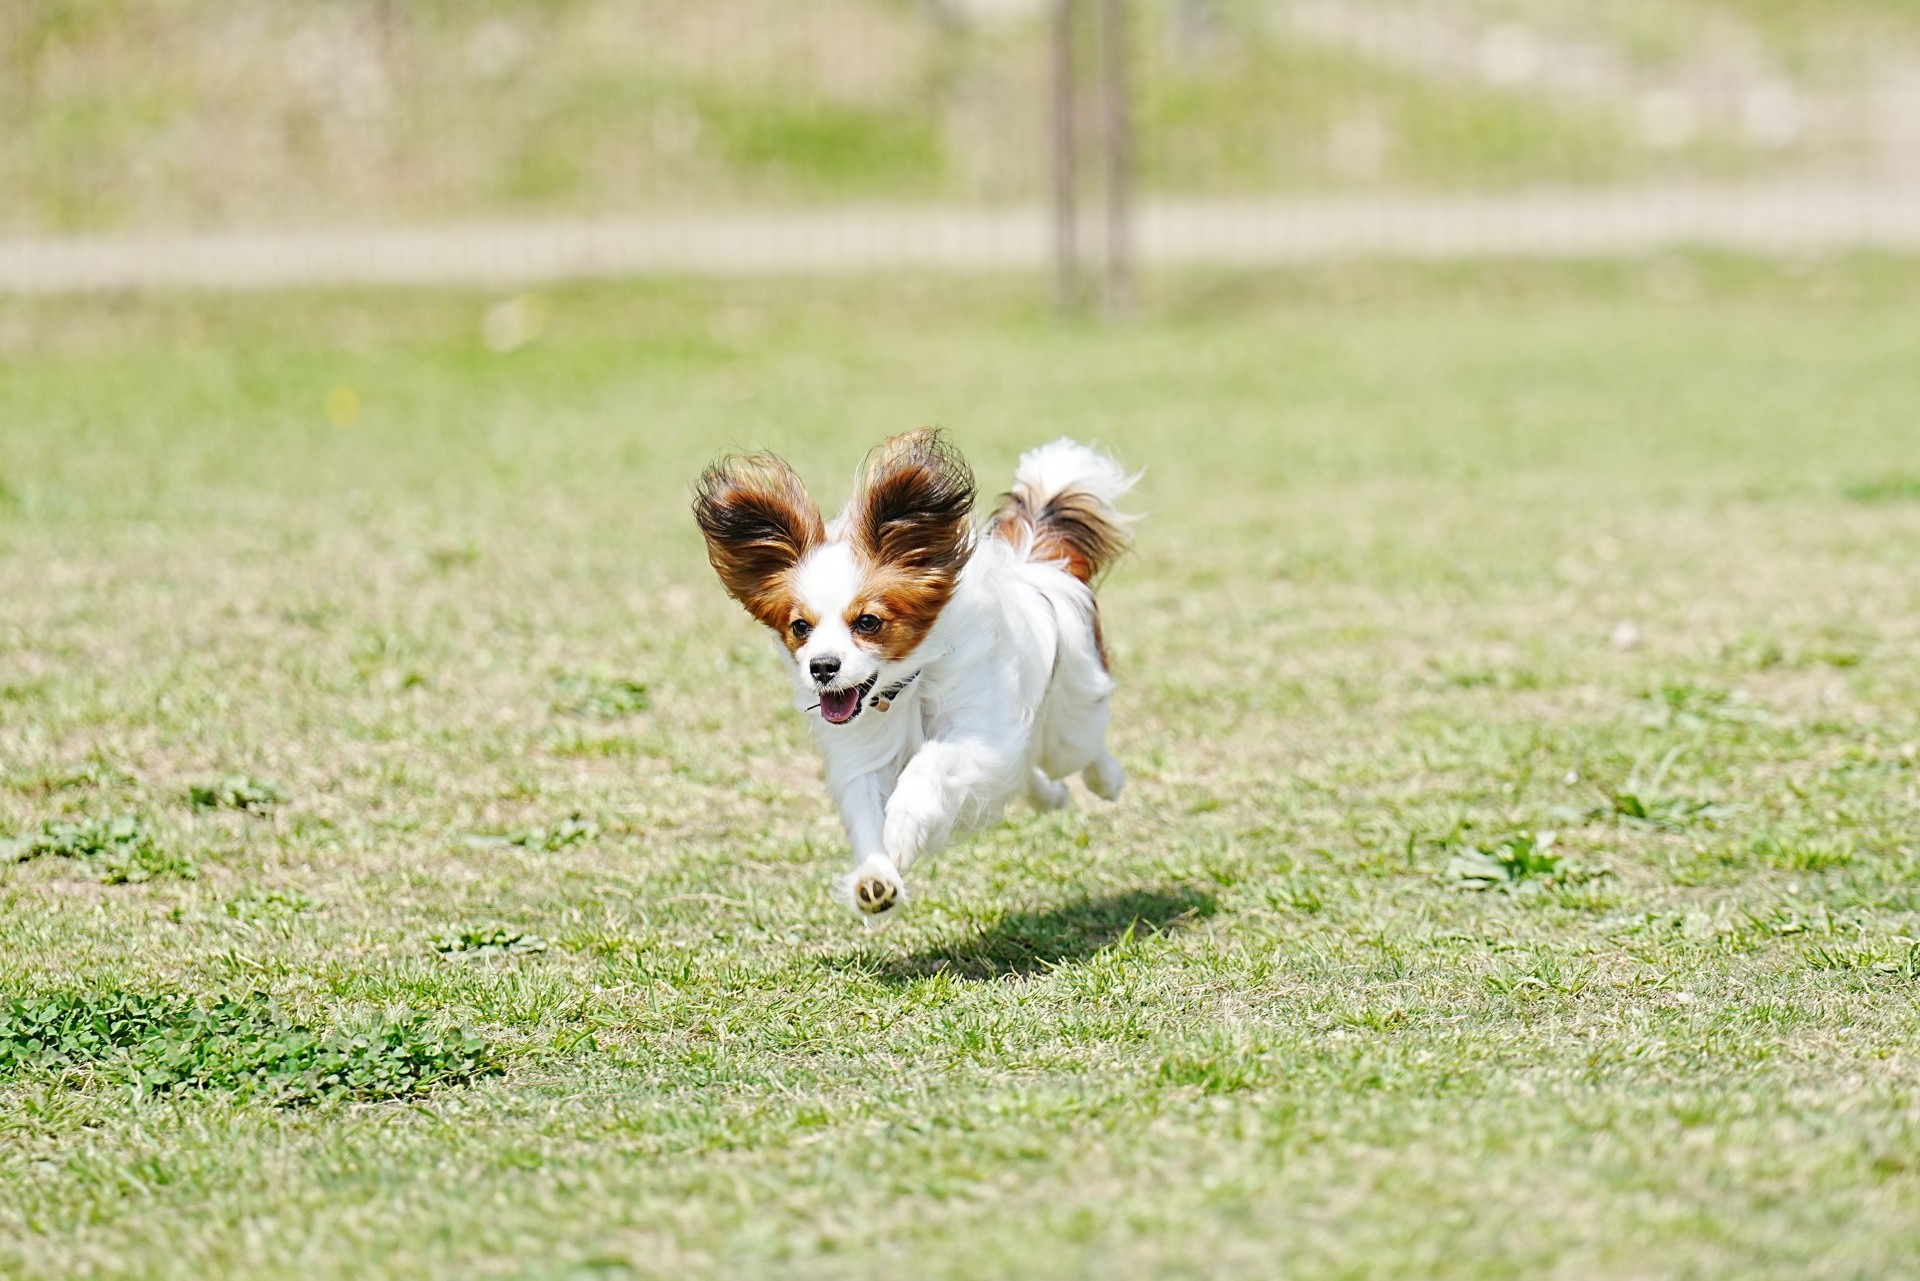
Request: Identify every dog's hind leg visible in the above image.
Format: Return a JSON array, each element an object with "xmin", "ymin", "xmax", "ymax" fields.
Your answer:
[
  {"xmin": 1034, "ymin": 589, "xmax": 1125, "ymax": 803},
  {"xmin": 1039, "ymin": 677, "xmax": 1124, "ymax": 803},
  {"xmin": 1027, "ymin": 767, "xmax": 1072, "ymax": 812},
  {"xmin": 1082, "ymin": 751, "xmax": 1125, "ymax": 801}
]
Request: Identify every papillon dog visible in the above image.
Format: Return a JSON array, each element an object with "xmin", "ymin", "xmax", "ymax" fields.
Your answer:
[{"xmin": 692, "ymin": 429, "xmax": 1138, "ymax": 918}]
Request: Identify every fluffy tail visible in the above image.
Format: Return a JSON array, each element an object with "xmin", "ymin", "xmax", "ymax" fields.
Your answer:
[{"xmin": 990, "ymin": 439, "xmax": 1139, "ymax": 584}]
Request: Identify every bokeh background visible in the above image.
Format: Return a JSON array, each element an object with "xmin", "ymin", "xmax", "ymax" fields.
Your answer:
[{"xmin": 6, "ymin": 0, "xmax": 1920, "ymax": 288}]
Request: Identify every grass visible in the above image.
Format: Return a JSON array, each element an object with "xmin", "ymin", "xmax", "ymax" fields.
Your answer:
[{"xmin": 3, "ymin": 256, "xmax": 1920, "ymax": 1276}]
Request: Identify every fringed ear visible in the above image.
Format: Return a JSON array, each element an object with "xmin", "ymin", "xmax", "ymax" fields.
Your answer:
[
  {"xmin": 850, "ymin": 428, "xmax": 976, "ymax": 578},
  {"xmin": 692, "ymin": 452, "xmax": 825, "ymax": 629},
  {"xmin": 841, "ymin": 429, "xmax": 977, "ymax": 661}
]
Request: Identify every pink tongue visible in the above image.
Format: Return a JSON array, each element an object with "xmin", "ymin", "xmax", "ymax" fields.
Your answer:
[{"xmin": 820, "ymin": 688, "xmax": 861, "ymax": 724}]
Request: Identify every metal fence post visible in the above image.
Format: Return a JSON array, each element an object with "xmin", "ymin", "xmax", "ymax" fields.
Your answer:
[
  {"xmin": 1099, "ymin": 0, "xmax": 1131, "ymax": 315},
  {"xmin": 1052, "ymin": 0, "xmax": 1082, "ymax": 311}
]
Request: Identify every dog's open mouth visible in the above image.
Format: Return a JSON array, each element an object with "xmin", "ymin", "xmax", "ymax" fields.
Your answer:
[{"xmin": 818, "ymin": 675, "xmax": 878, "ymax": 725}]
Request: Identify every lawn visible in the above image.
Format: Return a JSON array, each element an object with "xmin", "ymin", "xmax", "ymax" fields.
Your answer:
[{"xmin": 3, "ymin": 259, "xmax": 1920, "ymax": 1278}]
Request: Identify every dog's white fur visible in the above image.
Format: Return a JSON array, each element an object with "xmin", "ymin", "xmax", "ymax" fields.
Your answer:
[{"xmin": 702, "ymin": 436, "xmax": 1137, "ymax": 918}]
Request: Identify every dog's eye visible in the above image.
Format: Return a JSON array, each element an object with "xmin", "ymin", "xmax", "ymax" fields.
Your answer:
[
  {"xmin": 790, "ymin": 619, "xmax": 812, "ymax": 639},
  {"xmin": 851, "ymin": 614, "xmax": 883, "ymax": 635}
]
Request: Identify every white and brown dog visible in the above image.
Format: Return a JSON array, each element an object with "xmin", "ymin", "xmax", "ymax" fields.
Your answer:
[{"xmin": 692, "ymin": 429, "xmax": 1137, "ymax": 918}]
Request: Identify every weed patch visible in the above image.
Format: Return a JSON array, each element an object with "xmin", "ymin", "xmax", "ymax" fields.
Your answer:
[
  {"xmin": 0, "ymin": 816, "xmax": 193, "ymax": 883},
  {"xmin": 7, "ymin": 760, "xmax": 132, "ymax": 796},
  {"xmin": 1597, "ymin": 751, "xmax": 1730, "ymax": 831},
  {"xmin": 1605, "ymin": 790, "xmax": 1728, "ymax": 831},
  {"xmin": 432, "ymin": 929, "xmax": 550, "ymax": 958},
  {"xmin": 0, "ymin": 991, "xmax": 498, "ymax": 1103},
  {"xmin": 470, "ymin": 815, "xmax": 600, "ymax": 852},
  {"xmin": 223, "ymin": 888, "xmax": 318, "ymax": 923},
  {"xmin": 1805, "ymin": 940, "xmax": 1920, "ymax": 978},
  {"xmin": 189, "ymin": 775, "xmax": 287, "ymax": 813},
  {"xmin": 1842, "ymin": 475, "xmax": 1920, "ymax": 503},
  {"xmin": 1447, "ymin": 830, "xmax": 1589, "ymax": 894},
  {"xmin": 552, "ymin": 674, "xmax": 651, "ymax": 719}
]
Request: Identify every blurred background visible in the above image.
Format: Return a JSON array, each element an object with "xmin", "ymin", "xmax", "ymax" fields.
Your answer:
[{"xmin": 5, "ymin": 0, "xmax": 1920, "ymax": 295}]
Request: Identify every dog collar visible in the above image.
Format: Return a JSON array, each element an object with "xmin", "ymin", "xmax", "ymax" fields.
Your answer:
[{"xmin": 869, "ymin": 670, "xmax": 920, "ymax": 713}]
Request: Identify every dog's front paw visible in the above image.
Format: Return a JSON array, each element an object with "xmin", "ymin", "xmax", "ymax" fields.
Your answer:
[
  {"xmin": 836, "ymin": 856, "xmax": 906, "ymax": 922},
  {"xmin": 855, "ymin": 875, "xmax": 899, "ymax": 915}
]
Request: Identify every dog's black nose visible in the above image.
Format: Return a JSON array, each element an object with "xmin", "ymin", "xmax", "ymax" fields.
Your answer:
[{"xmin": 809, "ymin": 655, "xmax": 841, "ymax": 685}]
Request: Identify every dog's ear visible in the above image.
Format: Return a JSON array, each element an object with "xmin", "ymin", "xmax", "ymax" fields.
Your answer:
[
  {"xmin": 692, "ymin": 452, "xmax": 825, "ymax": 629},
  {"xmin": 851, "ymin": 428, "xmax": 976, "ymax": 578}
]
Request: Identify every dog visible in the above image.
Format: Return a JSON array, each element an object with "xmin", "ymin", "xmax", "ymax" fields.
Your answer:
[{"xmin": 692, "ymin": 429, "xmax": 1137, "ymax": 918}]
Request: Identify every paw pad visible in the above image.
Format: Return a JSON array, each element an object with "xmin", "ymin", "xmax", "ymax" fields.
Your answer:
[{"xmin": 854, "ymin": 876, "xmax": 899, "ymax": 914}]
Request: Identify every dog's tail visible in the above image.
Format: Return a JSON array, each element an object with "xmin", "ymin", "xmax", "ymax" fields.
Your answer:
[{"xmin": 989, "ymin": 439, "xmax": 1139, "ymax": 585}]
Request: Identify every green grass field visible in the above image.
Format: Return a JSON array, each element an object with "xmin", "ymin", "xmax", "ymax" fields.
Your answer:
[{"xmin": 4, "ymin": 259, "xmax": 1920, "ymax": 1278}]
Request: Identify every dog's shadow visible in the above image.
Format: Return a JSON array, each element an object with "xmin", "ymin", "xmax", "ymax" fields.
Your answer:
[{"xmin": 856, "ymin": 885, "xmax": 1218, "ymax": 984}]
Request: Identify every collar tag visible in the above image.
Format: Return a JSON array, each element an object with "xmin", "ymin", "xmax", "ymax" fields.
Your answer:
[{"xmin": 870, "ymin": 669, "xmax": 921, "ymax": 712}]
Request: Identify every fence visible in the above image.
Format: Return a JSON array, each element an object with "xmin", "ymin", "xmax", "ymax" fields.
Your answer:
[{"xmin": 3, "ymin": 1, "xmax": 1919, "ymax": 293}]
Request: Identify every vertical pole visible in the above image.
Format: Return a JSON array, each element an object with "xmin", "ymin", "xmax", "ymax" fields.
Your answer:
[
  {"xmin": 1052, "ymin": 0, "xmax": 1080, "ymax": 310},
  {"xmin": 1098, "ymin": 0, "xmax": 1131, "ymax": 315}
]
